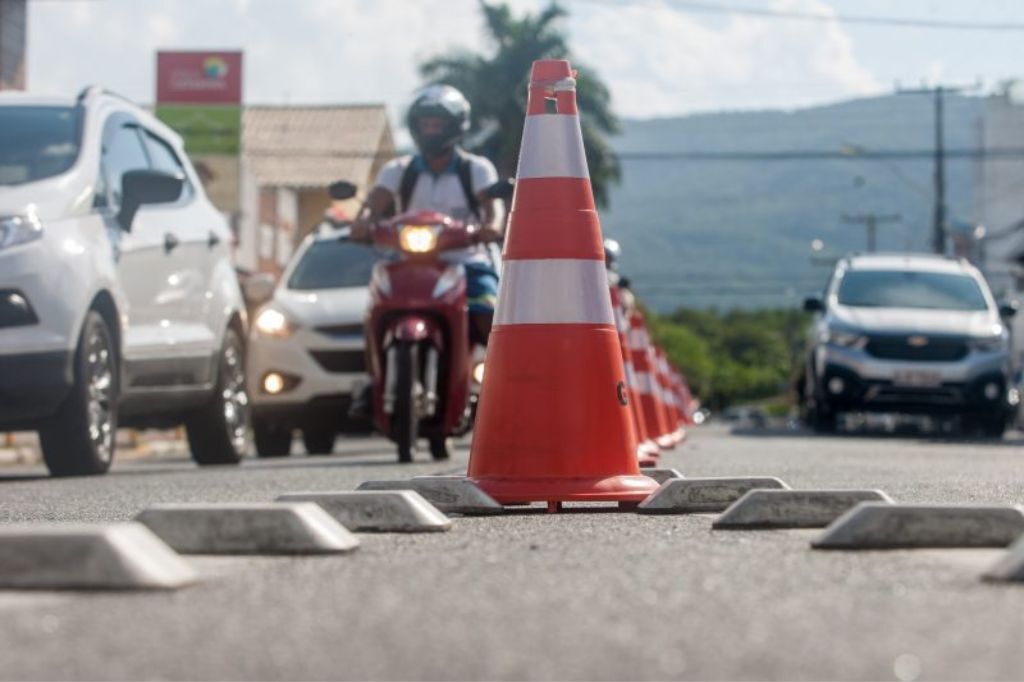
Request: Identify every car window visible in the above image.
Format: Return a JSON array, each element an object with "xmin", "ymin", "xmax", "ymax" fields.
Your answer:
[
  {"xmin": 288, "ymin": 240, "xmax": 377, "ymax": 290},
  {"xmin": 0, "ymin": 106, "xmax": 82, "ymax": 185},
  {"xmin": 837, "ymin": 270, "xmax": 989, "ymax": 311},
  {"xmin": 102, "ymin": 124, "xmax": 150, "ymax": 208},
  {"xmin": 142, "ymin": 131, "xmax": 192, "ymax": 198}
]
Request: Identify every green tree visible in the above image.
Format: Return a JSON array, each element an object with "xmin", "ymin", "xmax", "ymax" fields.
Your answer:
[{"xmin": 419, "ymin": 1, "xmax": 621, "ymax": 207}]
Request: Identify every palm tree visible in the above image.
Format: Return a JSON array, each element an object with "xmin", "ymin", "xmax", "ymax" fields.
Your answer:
[{"xmin": 419, "ymin": 2, "xmax": 621, "ymax": 207}]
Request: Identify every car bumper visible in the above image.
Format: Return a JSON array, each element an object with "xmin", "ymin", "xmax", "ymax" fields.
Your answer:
[
  {"xmin": 247, "ymin": 330, "xmax": 368, "ymax": 411},
  {"xmin": 0, "ymin": 350, "xmax": 74, "ymax": 428},
  {"xmin": 817, "ymin": 344, "xmax": 1012, "ymax": 414}
]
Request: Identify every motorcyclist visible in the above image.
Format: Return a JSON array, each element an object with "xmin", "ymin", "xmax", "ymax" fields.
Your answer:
[{"xmin": 353, "ymin": 85, "xmax": 504, "ymax": 345}]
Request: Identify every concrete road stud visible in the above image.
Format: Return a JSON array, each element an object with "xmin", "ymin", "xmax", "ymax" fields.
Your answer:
[
  {"xmin": 357, "ymin": 476, "xmax": 504, "ymax": 515},
  {"xmin": 135, "ymin": 502, "xmax": 360, "ymax": 555},
  {"xmin": 812, "ymin": 503, "xmax": 1024, "ymax": 549},
  {"xmin": 277, "ymin": 490, "xmax": 451, "ymax": 532},
  {"xmin": 0, "ymin": 523, "xmax": 196, "ymax": 590},
  {"xmin": 713, "ymin": 489, "xmax": 893, "ymax": 529},
  {"xmin": 982, "ymin": 535, "xmax": 1024, "ymax": 582},
  {"xmin": 638, "ymin": 477, "xmax": 790, "ymax": 514},
  {"xmin": 642, "ymin": 468, "xmax": 684, "ymax": 485}
]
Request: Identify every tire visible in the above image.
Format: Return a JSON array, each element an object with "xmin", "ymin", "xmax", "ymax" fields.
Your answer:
[
  {"xmin": 254, "ymin": 421, "xmax": 291, "ymax": 457},
  {"xmin": 429, "ymin": 435, "xmax": 451, "ymax": 461},
  {"xmin": 302, "ymin": 427, "xmax": 336, "ymax": 455},
  {"xmin": 39, "ymin": 311, "xmax": 118, "ymax": 477},
  {"xmin": 963, "ymin": 411, "xmax": 1006, "ymax": 439},
  {"xmin": 806, "ymin": 397, "xmax": 837, "ymax": 434},
  {"xmin": 186, "ymin": 327, "xmax": 250, "ymax": 465},
  {"xmin": 392, "ymin": 341, "xmax": 419, "ymax": 464}
]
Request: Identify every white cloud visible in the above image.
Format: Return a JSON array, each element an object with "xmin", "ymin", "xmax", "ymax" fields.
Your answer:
[
  {"xmin": 27, "ymin": 0, "xmax": 879, "ymax": 122},
  {"xmin": 571, "ymin": 0, "xmax": 881, "ymax": 117}
]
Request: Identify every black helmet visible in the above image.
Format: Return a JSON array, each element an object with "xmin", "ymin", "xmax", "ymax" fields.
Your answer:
[{"xmin": 407, "ymin": 85, "xmax": 471, "ymax": 157}]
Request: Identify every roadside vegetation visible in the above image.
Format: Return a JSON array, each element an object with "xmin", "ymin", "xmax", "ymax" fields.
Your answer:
[{"xmin": 649, "ymin": 307, "xmax": 809, "ymax": 411}]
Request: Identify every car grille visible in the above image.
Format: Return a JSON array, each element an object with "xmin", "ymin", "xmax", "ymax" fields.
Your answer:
[
  {"xmin": 309, "ymin": 349, "xmax": 366, "ymax": 374},
  {"xmin": 865, "ymin": 335, "xmax": 968, "ymax": 362},
  {"xmin": 315, "ymin": 323, "xmax": 364, "ymax": 338}
]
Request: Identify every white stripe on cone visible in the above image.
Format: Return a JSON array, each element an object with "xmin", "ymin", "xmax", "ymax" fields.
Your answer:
[
  {"xmin": 632, "ymin": 370, "xmax": 658, "ymax": 395},
  {"xmin": 516, "ymin": 115, "xmax": 590, "ymax": 179},
  {"xmin": 494, "ymin": 259, "xmax": 615, "ymax": 326}
]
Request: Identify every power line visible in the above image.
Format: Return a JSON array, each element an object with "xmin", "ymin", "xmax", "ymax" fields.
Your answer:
[
  {"xmin": 568, "ymin": 0, "xmax": 1024, "ymax": 32},
  {"xmin": 616, "ymin": 147, "xmax": 1024, "ymax": 161}
]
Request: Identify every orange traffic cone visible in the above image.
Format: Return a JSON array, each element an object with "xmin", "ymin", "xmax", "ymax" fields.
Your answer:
[
  {"xmin": 654, "ymin": 347, "xmax": 685, "ymax": 445},
  {"xmin": 611, "ymin": 285, "xmax": 660, "ymax": 467},
  {"xmin": 467, "ymin": 59, "xmax": 659, "ymax": 509},
  {"xmin": 627, "ymin": 310, "xmax": 673, "ymax": 451}
]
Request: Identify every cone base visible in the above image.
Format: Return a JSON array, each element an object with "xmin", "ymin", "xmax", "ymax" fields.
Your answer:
[
  {"xmin": 655, "ymin": 435, "xmax": 677, "ymax": 450},
  {"xmin": 638, "ymin": 455, "xmax": 660, "ymax": 468},
  {"xmin": 470, "ymin": 474, "xmax": 659, "ymax": 504}
]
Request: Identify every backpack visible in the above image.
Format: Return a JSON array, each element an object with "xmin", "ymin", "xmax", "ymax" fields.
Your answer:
[{"xmin": 397, "ymin": 148, "xmax": 481, "ymax": 220}]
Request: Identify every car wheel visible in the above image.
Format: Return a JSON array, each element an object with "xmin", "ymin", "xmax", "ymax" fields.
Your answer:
[
  {"xmin": 302, "ymin": 427, "xmax": 336, "ymax": 455},
  {"xmin": 963, "ymin": 411, "xmax": 1006, "ymax": 439},
  {"xmin": 186, "ymin": 327, "xmax": 250, "ymax": 465},
  {"xmin": 254, "ymin": 421, "xmax": 292, "ymax": 457},
  {"xmin": 39, "ymin": 311, "xmax": 118, "ymax": 477}
]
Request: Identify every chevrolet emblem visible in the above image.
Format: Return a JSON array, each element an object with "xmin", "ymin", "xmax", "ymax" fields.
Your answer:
[{"xmin": 907, "ymin": 335, "xmax": 929, "ymax": 347}]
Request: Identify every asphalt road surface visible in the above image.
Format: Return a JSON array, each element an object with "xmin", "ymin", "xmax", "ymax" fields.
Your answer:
[{"xmin": 2, "ymin": 424, "xmax": 1024, "ymax": 681}]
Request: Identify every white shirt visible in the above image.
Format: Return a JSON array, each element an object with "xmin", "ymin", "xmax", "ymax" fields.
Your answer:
[{"xmin": 374, "ymin": 151, "xmax": 500, "ymax": 265}]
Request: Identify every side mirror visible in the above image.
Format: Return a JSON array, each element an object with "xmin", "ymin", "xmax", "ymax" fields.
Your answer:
[
  {"xmin": 803, "ymin": 296, "xmax": 824, "ymax": 313},
  {"xmin": 117, "ymin": 169, "xmax": 184, "ymax": 231},
  {"xmin": 328, "ymin": 180, "xmax": 358, "ymax": 201},
  {"xmin": 485, "ymin": 178, "xmax": 515, "ymax": 202},
  {"xmin": 243, "ymin": 273, "xmax": 276, "ymax": 306},
  {"xmin": 999, "ymin": 300, "xmax": 1019, "ymax": 318}
]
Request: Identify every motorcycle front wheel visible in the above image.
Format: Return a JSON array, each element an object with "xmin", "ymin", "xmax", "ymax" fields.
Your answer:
[{"xmin": 392, "ymin": 341, "xmax": 419, "ymax": 463}]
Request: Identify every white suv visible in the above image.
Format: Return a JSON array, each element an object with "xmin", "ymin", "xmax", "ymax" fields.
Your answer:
[
  {"xmin": 246, "ymin": 222, "xmax": 374, "ymax": 457},
  {"xmin": 0, "ymin": 88, "xmax": 250, "ymax": 476}
]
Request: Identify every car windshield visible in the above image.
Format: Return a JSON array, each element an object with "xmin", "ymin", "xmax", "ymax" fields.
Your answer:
[
  {"xmin": 0, "ymin": 106, "xmax": 83, "ymax": 185},
  {"xmin": 288, "ymin": 239, "xmax": 376, "ymax": 290},
  {"xmin": 837, "ymin": 269, "xmax": 989, "ymax": 311}
]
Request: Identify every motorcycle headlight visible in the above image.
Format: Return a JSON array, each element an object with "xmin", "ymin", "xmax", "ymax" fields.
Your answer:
[
  {"xmin": 0, "ymin": 214, "xmax": 43, "ymax": 251},
  {"xmin": 822, "ymin": 326, "xmax": 867, "ymax": 349},
  {"xmin": 255, "ymin": 307, "xmax": 294, "ymax": 338},
  {"xmin": 399, "ymin": 225, "xmax": 439, "ymax": 253}
]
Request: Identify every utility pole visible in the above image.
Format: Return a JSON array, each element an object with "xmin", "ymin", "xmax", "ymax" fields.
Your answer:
[
  {"xmin": 842, "ymin": 213, "xmax": 902, "ymax": 253},
  {"xmin": 897, "ymin": 83, "xmax": 977, "ymax": 255}
]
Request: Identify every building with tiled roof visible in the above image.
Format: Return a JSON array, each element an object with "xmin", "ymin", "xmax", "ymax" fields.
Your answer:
[{"xmin": 233, "ymin": 104, "xmax": 395, "ymax": 275}]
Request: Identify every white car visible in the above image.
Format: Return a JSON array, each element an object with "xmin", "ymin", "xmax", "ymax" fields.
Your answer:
[
  {"xmin": 246, "ymin": 223, "xmax": 375, "ymax": 457},
  {"xmin": 0, "ymin": 87, "xmax": 250, "ymax": 476}
]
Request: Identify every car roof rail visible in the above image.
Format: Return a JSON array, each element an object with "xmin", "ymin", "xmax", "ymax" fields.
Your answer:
[{"xmin": 75, "ymin": 85, "xmax": 136, "ymax": 107}]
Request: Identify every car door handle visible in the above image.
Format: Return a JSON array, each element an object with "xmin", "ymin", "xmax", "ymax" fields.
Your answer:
[
  {"xmin": 207, "ymin": 231, "xmax": 220, "ymax": 249},
  {"xmin": 163, "ymin": 232, "xmax": 180, "ymax": 253}
]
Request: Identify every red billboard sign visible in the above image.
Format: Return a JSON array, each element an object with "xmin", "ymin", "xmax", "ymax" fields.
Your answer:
[{"xmin": 156, "ymin": 51, "xmax": 242, "ymax": 105}]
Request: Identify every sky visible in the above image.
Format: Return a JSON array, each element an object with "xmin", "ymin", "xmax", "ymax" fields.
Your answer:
[{"xmin": 25, "ymin": 0, "xmax": 1024, "ymax": 122}]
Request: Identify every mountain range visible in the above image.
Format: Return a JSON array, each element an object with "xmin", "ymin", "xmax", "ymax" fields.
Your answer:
[{"xmin": 601, "ymin": 94, "xmax": 983, "ymax": 312}]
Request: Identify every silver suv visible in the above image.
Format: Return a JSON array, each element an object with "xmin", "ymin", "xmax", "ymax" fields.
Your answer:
[{"xmin": 799, "ymin": 254, "xmax": 1017, "ymax": 437}]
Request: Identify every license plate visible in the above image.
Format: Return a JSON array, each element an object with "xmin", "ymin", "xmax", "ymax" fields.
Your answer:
[{"xmin": 892, "ymin": 370, "xmax": 942, "ymax": 387}]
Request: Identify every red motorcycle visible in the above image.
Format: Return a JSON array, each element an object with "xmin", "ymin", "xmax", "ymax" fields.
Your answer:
[{"xmin": 363, "ymin": 209, "xmax": 493, "ymax": 462}]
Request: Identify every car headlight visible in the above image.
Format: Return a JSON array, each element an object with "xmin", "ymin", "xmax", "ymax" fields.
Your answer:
[
  {"xmin": 969, "ymin": 334, "xmax": 1006, "ymax": 353},
  {"xmin": 822, "ymin": 326, "xmax": 867, "ymax": 349},
  {"xmin": 399, "ymin": 225, "xmax": 439, "ymax": 253},
  {"xmin": 255, "ymin": 307, "xmax": 294, "ymax": 338},
  {"xmin": 472, "ymin": 361, "xmax": 486, "ymax": 384},
  {"xmin": 0, "ymin": 214, "xmax": 43, "ymax": 251}
]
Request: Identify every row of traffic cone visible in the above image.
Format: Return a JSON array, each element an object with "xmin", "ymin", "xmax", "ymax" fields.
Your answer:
[{"xmin": 465, "ymin": 58, "xmax": 699, "ymax": 511}]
